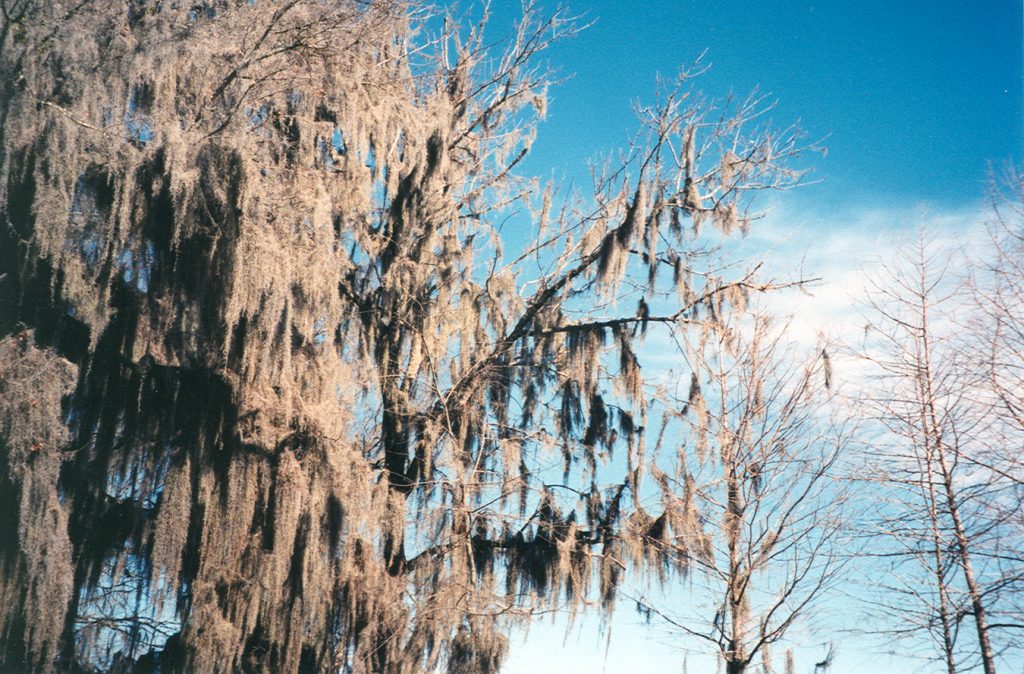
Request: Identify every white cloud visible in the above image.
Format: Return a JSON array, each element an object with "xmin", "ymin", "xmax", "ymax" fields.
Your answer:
[{"xmin": 726, "ymin": 197, "xmax": 990, "ymax": 390}]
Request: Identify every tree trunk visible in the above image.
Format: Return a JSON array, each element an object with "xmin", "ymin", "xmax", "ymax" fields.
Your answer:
[
  {"xmin": 938, "ymin": 458, "xmax": 997, "ymax": 674},
  {"xmin": 726, "ymin": 657, "xmax": 747, "ymax": 674},
  {"xmin": 926, "ymin": 483, "xmax": 958, "ymax": 674},
  {"xmin": 919, "ymin": 295, "xmax": 997, "ymax": 674}
]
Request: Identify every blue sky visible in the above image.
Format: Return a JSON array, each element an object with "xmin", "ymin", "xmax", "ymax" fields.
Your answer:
[
  {"xmin": 490, "ymin": 2, "xmax": 1022, "ymax": 673},
  {"xmin": 498, "ymin": 0, "xmax": 1021, "ymax": 209}
]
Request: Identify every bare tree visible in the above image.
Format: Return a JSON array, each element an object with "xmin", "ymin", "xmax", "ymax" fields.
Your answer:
[
  {"xmin": 973, "ymin": 169, "xmax": 1024, "ymax": 453},
  {"xmin": 0, "ymin": 1, "xmax": 809, "ymax": 672},
  {"xmin": 853, "ymin": 236, "xmax": 1009, "ymax": 674},
  {"xmin": 624, "ymin": 314, "xmax": 848, "ymax": 674},
  {"xmin": 964, "ymin": 168, "xmax": 1024, "ymax": 643}
]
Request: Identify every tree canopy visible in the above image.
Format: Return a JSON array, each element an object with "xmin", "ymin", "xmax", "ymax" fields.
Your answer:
[{"xmin": 0, "ymin": 1, "xmax": 809, "ymax": 672}]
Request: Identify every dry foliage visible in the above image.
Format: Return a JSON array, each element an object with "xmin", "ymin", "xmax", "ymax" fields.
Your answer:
[
  {"xmin": 626, "ymin": 315, "xmax": 848, "ymax": 674},
  {"xmin": 0, "ymin": 1, "xmax": 808, "ymax": 672}
]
